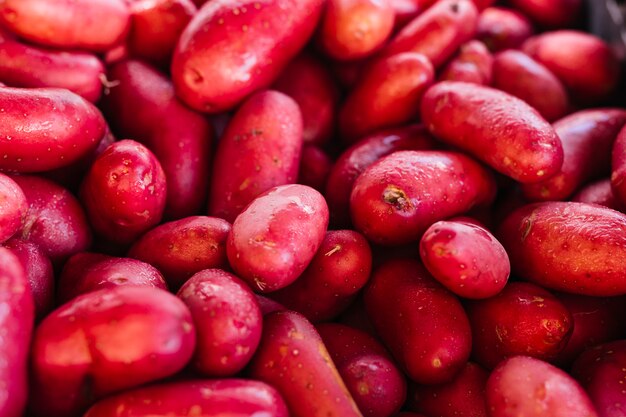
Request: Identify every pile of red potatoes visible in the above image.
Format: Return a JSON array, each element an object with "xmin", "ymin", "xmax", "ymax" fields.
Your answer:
[{"xmin": 0, "ymin": 0, "xmax": 625, "ymax": 416}]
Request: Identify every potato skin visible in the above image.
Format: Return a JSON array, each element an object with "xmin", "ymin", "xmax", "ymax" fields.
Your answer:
[
  {"xmin": 364, "ymin": 258, "xmax": 472, "ymax": 384},
  {"xmin": 573, "ymin": 179, "xmax": 625, "ymax": 212},
  {"xmin": 171, "ymin": 0, "xmax": 325, "ymax": 113},
  {"xmin": 476, "ymin": 7, "xmax": 533, "ymax": 52},
  {"xmin": 208, "ymin": 90, "xmax": 303, "ymax": 223},
  {"xmin": 350, "ymin": 150, "xmax": 495, "ymax": 245},
  {"xmin": 0, "ymin": 173, "xmax": 26, "ymax": 243},
  {"xmin": 486, "ymin": 356, "xmax": 598, "ymax": 417},
  {"xmin": 499, "ymin": 202, "xmax": 626, "ymax": 296},
  {"xmin": 226, "ymin": 184, "xmax": 329, "ymax": 293},
  {"xmin": 247, "ymin": 311, "xmax": 363, "ymax": 417},
  {"xmin": 612, "ymin": 126, "xmax": 626, "ymax": 206},
  {"xmin": 29, "ymin": 286, "xmax": 195, "ymax": 417},
  {"xmin": 298, "ymin": 145, "xmax": 333, "ymax": 192},
  {"xmin": 0, "ymin": 87, "xmax": 105, "ymax": 173},
  {"xmin": 83, "ymin": 379, "xmax": 289, "ymax": 417},
  {"xmin": 0, "ymin": 248, "xmax": 33, "ymax": 417},
  {"xmin": 421, "ymin": 81, "xmax": 563, "ymax": 183},
  {"xmin": 439, "ymin": 40, "xmax": 493, "ymax": 85},
  {"xmin": 507, "ymin": 0, "xmax": 582, "ymax": 28},
  {"xmin": 177, "ymin": 269, "xmax": 262, "ymax": 376}
]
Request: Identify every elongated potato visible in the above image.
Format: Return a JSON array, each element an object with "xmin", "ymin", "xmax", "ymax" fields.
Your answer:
[
  {"xmin": 421, "ymin": 81, "xmax": 563, "ymax": 183},
  {"xmin": 499, "ymin": 202, "xmax": 626, "ymax": 296},
  {"xmin": 389, "ymin": 0, "xmax": 437, "ymax": 27},
  {"xmin": 439, "ymin": 40, "xmax": 493, "ymax": 85},
  {"xmin": 476, "ymin": 7, "xmax": 533, "ymax": 52}
]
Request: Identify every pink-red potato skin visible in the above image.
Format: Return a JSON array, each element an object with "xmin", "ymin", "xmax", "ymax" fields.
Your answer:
[
  {"xmin": 364, "ymin": 258, "xmax": 472, "ymax": 384},
  {"xmin": 177, "ymin": 269, "xmax": 262, "ymax": 376},
  {"xmin": 612, "ymin": 126, "xmax": 626, "ymax": 206},
  {"xmin": 573, "ymin": 179, "xmax": 626, "ymax": 212},
  {"xmin": 104, "ymin": 60, "xmax": 212, "ymax": 219},
  {"xmin": 29, "ymin": 286, "xmax": 195, "ymax": 417},
  {"xmin": 298, "ymin": 145, "xmax": 333, "ymax": 192},
  {"xmin": 522, "ymin": 109, "xmax": 626, "ymax": 201},
  {"xmin": 11, "ymin": 175, "xmax": 92, "ymax": 265},
  {"xmin": 83, "ymin": 379, "xmax": 289, "ymax": 417},
  {"xmin": 273, "ymin": 53, "xmax": 340, "ymax": 146},
  {"xmin": 350, "ymin": 150, "xmax": 496, "ymax": 245},
  {"xmin": 382, "ymin": 0, "xmax": 478, "ymax": 68},
  {"xmin": 421, "ymin": 81, "xmax": 563, "ymax": 183},
  {"xmin": 408, "ymin": 362, "xmax": 489, "ymax": 417},
  {"xmin": 0, "ymin": 248, "xmax": 33, "ymax": 417},
  {"xmin": 269, "ymin": 230, "xmax": 372, "ymax": 322},
  {"xmin": 57, "ymin": 253, "xmax": 167, "ymax": 303},
  {"xmin": 499, "ymin": 202, "xmax": 626, "ymax": 296},
  {"xmin": 171, "ymin": 0, "xmax": 325, "ymax": 113},
  {"xmin": 325, "ymin": 125, "xmax": 437, "ymax": 226},
  {"xmin": 247, "ymin": 311, "xmax": 363, "ymax": 417},
  {"xmin": 0, "ymin": 173, "xmax": 27, "ymax": 243},
  {"xmin": 507, "ymin": 0, "xmax": 582, "ymax": 28},
  {"xmin": 208, "ymin": 90, "xmax": 303, "ymax": 223},
  {"xmin": 419, "ymin": 219, "xmax": 509, "ymax": 299},
  {"xmin": 80, "ymin": 139, "xmax": 167, "ymax": 245},
  {"xmin": 318, "ymin": 0, "xmax": 395, "ymax": 61},
  {"xmin": 0, "ymin": 40, "xmax": 104, "ymax": 102},
  {"xmin": 523, "ymin": 31, "xmax": 620, "ymax": 104},
  {"xmin": 0, "ymin": 0, "xmax": 130, "ymax": 52},
  {"xmin": 317, "ymin": 323, "xmax": 407, "ymax": 417},
  {"xmin": 486, "ymin": 356, "xmax": 598, "ymax": 417},
  {"xmin": 0, "ymin": 87, "xmax": 105, "ymax": 173},
  {"xmin": 439, "ymin": 40, "xmax": 493, "ymax": 85},
  {"xmin": 128, "ymin": 216, "xmax": 231, "ymax": 290},
  {"xmin": 339, "ymin": 52, "xmax": 434, "ymax": 142},
  {"xmin": 476, "ymin": 7, "xmax": 533, "ymax": 52},
  {"xmin": 389, "ymin": 0, "xmax": 437, "ymax": 27},
  {"xmin": 466, "ymin": 282, "xmax": 573, "ymax": 369},
  {"xmin": 492, "ymin": 50, "xmax": 569, "ymax": 122},
  {"xmin": 226, "ymin": 184, "xmax": 329, "ymax": 293}
]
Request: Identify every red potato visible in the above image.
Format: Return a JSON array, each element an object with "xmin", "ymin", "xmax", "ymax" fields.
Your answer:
[
  {"xmin": 522, "ymin": 109, "xmax": 626, "ymax": 201},
  {"xmin": 269, "ymin": 230, "xmax": 372, "ymax": 322},
  {"xmin": 0, "ymin": 87, "xmax": 106, "ymax": 173},
  {"xmin": 339, "ymin": 52, "xmax": 434, "ymax": 142},
  {"xmin": 0, "ymin": 0, "xmax": 130, "ymax": 52},
  {"xmin": 612, "ymin": 126, "xmax": 626, "ymax": 206},
  {"xmin": 177, "ymin": 269, "xmax": 262, "ymax": 376},
  {"xmin": 419, "ymin": 219, "xmax": 509, "ymax": 299},
  {"xmin": 83, "ymin": 379, "xmax": 289, "ymax": 417},
  {"xmin": 29, "ymin": 286, "xmax": 195, "ymax": 417},
  {"xmin": 438, "ymin": 40, "xmax": 493, "ymax": 85},
  {"xmin": 103, "ymin": 60, "xmax": 212, "ymax": 219},
  {"xmin": 0, "ymin": 173, "xmax": 26, "ymax": 243},
  {"xmin": 408, "ymin": 362, "xmax": 489, "ymax": 417},
  {"xmin": 256, "ymin": 294, "xmax": 286, "ymax": 315},
  {"xmin": 382, "ymin": 0, "xmax": 479, "ymax": 68},
  {"xmin": 57, "ymin": 253, "xmax": 167, "ymax": 303},
  {"xmin": 507, "ymin": 0, "xmax": 582, "ymax": 28},
  {"xmin": 492, "ymin": 50, "xmax": 569, "ymax": 122},
  {"xmin": 421, "ymin": 81, "xmax": 563, "ymax": 183},
  {"xmin": 499, "ymin": 202, "xmax": 626, "ymax": 296},
  {"xmin": 487, "ymin": 356, "xmax": 598, "ymax": 417},
  {"xmin": 208, "ymin": 91, "xmax": 303, "ymax": 223},
  {"xmin": 171, "ymin": 0, "xmax": 325, "ymax": 113},
  {"xmin": 273, "ymin": 53, "xmax": 340, "ymax": 146},
  {"xmin": 350, "ymin": 150, "xmax": 496, "ymax": 245},
  {"xmin": 0, "ymin": 40, "xmax": 104, "ymax": 102},
  {"xmin": 466, "ymin": 282, "xmax": 573, "ymax": 369},
  {"xmin": 476, "ymin": 7, "xmax": 533, "ymax": 52},
  {"xmin": 4, "ymin": 238, "xmax": 53, "ymax": 320},
  {"xmin": 128, "ymin": 216, "xmax": 231, "ymax": 290},
  {"xmin": 227, "ymin": 184, "xmax": 329, "ymax": 293},
  {"xmin": 80, "ymin": 139, "xmax": 167, "ymax": 246},
  {"xmin": 389, "ymin": 0, "xmax": 437, "ymax": 28},
  {"xmin": 318, "ymin": 0, "xmax": 395, "ymax": 61},
  {"xmin": 0, "ymin": 248, "xmax": 33, "ymax": 417},
  {"xmin": 573, "ymin": 179, "xmax": 626, "ymax": 212},
  {"xmin": 317, "ymin": 323, "xmax": 407, "ymax": 417},
  {"xmin": 298, "ymin": 145, "xmax": 333, "ymax": 192},
  {"xmin": 11, "ymin": 175, "xmax": 91, "ymax": 265},
  {"xmin": 247, "ymin": 310, "xmax": 363, "ymax": 417},
  {"xmin": 325, "ymin": 125, "xmax": 437, "ymax": 226},
  {"xmin": 364, "ymin": 258, "xmax": 472, "ymax": 384},
  {"xmin": 127, "ymin": 0, "xmax": 196, "ymax": 67},
  {"xmin": 523, "ymin": 31, "xmax": 620, "ymax": 104}
]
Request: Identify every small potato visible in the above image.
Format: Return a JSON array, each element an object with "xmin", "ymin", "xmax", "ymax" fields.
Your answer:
[
  {"xmin": 421, "ymin": 81, "xmax": 563, "ymax": 183},
  {"xmin": 29, "ymin": 286, "xmax": 195, "ymax": 417},
  {"xmin": 486, "ymin": 356, "xmax": 598, "ymax": 417},
  {"xmin": 226, "ymin": 184, "xmax": 329, "ymax": 293},
  {"xmin": 612, "ymin": 126, "xmax": 626, "ymax": 206},
  {"xmin": 84, "ymin": 379, "xmax": 289, "ymax": 417},
  {"xmin": 297, "ymin": 145, "xmax": 333, "ymax": 192},
  {"xmin": 247, "ymin": 311, "xmax": 363, "ymax": 417},
  {"xmin": 439, "ymin": 40, "xmax": 493, "ymax": 85},
  {"xmin": 476, "ymin": 7, "xmax": 533, "ymax": 51},
  {"xmin": 364, "ymin": 259, "xmax": 472, "ymax": 384},
  {"xmin": 0, "ymin": 173, "xmax": 26, "ymax": 243},
  {"xmin": 128, "ymin": 216, "xmax": 231, "ymax": 290},
  {"xmin": 498, "ymin": 202, "xmax": 626, "ymax": 296},
  {"xmin": 389, "ymin": 0, "xmax": 437, "ymax": 28},
  {"xmin": 573, "ymin": 179, "xmax": 625, "ymax": 212},
  {"xmin": 177, "ymin": 269, "xmax": 262, "ymax": 376},
  {"xmin": 507, "ymin": 0, "xmax": 582, "ymax": 28},
  {"xmin": 80, "ymin": 139, "xmax": 167, "ymax": 246}
]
